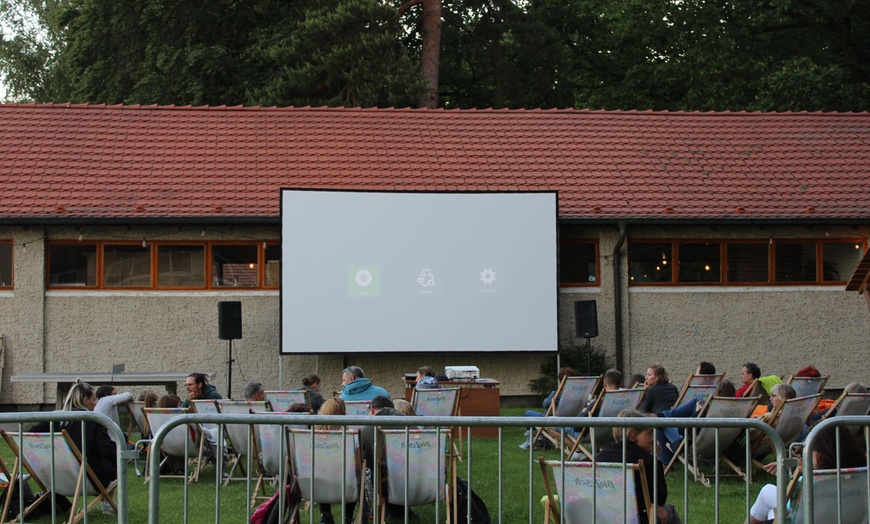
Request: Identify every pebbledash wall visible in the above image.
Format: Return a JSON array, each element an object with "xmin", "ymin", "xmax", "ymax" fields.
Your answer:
[{"xmin": 2, "ymin": 222, "xmax": 868, "ymax": 409}]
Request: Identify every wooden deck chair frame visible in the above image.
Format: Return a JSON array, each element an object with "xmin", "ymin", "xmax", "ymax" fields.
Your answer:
[
  {"xmin": 567, "ymin": 388, "xmax": 646, "ymax": 460},
  {"xmin": 142, "ymin": 407, "xmax": 208, "ymax": 483},
  {"xmin": 749, "ymin": 394, "xmax": 821, "ymax": 473},
  {"xmin": 662, "ymin": 395, "xmax": 761, "ymax": 487},
  {"xmin": 376, "ymin": 429, "xmax": 455, "ymax": 524},
  {"xmin": 288, "ymin": 428, "xmax": 366, "ymax": 524},
  {"xmin": 248, "ymin": 411, "xmax": 305, "ymax": 509},
  {"xmin": 533, "ymin": 375, "xmax": 602, "ymax": 449},
  {"xmin": 538, "ymin": 457, "xmax": 654, "ymax": 524},
  {"xmin": 785, "ymin": 375, "xmax": 829, "ymax": 398},
  {"xmin": 215, "ymin": 399, "xmax": 271, "ymax": 485},
  {"xmin": 265, "ymin": 390, "xmax": 310, "ymax": 412},
  {"xmin": 674, "ymin": 373, "xmax": 725, "ymax": 408},
  {"xmin": 0, "ymin": 431, "xmax": 118, "ymax": 524}
]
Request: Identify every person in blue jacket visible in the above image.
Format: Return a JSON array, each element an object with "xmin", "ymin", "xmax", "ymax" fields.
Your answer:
[{"xmin": 339, "ymin": 366, "xmax": 391, "ymax": 401}]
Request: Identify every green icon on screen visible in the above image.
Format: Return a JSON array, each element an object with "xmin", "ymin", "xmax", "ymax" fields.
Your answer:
[{"xmin": 348, "ymin": 266, "xmax": 380, "ymax": 297}]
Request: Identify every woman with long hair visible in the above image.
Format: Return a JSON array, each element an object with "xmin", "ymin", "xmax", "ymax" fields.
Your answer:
[
  {"xmin": 29, "ymin": 380, "xmax": 118, "ymax": 514},
  {"xmin": 642, "ymin": 364, "xmax": 680, "ymax": 415}
]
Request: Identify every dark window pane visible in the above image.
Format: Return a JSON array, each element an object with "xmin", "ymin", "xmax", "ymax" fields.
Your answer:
[
  {"xmin": 157, "ymin": 245, "xmax": 205, "ymax": 287},
  {"xmin": 560, "ymin": 241, "xmax": 597, "ymax": 284},
  {"xmin": 727, "ymin": 243, "xmax": 769, "ymax": 283},
  {"xmin": 103, "ymin": 244, "xmax": 151, "ymax": 287},
  {"xmin": 822, "ymin": 241, "xmax": 864, "ymax": 282},
  {"xmin": 0, "ymin": 243, "xmax": 12, "ymax": 287},
  {"xmin": 265, "ymin": 244, "xmax": 280, "ymax": 287},
  {"xmin": 775, "ymin": 242, "xmax": 816, "ymax": 282},
  {"xmin": 212, "ymin": 245, "xmax": 258, "ymax": 287},
  {"xmin": 678, "ymin": 243, "xmax": 721, "ymax": 282},
  {"xmin": 629, "ymin": 243, "xmax": 672, "ymax": 283},
  {"xmin": 49, "ymin": 244, "xmax": 97, "ymax": 286}
]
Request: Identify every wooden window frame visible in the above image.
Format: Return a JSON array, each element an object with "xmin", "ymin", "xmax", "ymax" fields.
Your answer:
[
  {"xmin": 559, "ymin": 239, "xmax": 599, "ymax": 287},
  {"xmin": 47, "ymin": 240, "xmax": 280, "ymax": 290},
  {"xmin": 628, "ymin": 238, "xmax": 867, "ymax": 286},
  {"xmin": 0, "ymin": 240, "xmax": 12, "ymax": 289}
]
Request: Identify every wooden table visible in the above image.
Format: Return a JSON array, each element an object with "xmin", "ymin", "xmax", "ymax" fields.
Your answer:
[
  {"xmin": 404, "ymin": 378, "xmax": 501, "ymax": 437},
  {"xmin": 12, "ymin": 372, "xmax": 216, "ymax": 409}
]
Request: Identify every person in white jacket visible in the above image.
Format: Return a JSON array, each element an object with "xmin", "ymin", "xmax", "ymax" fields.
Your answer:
[{"xmin": 94, "ymin": 385, "xmax": 134, "ymax": 444}]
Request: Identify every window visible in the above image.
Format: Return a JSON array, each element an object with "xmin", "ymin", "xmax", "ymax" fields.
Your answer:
[
  {"xmin": 822, "ymin": 241, "xmax": 864, "ymax": 282},
  {"xmin": 629, "ymin": 238, "xmax": 865, "ymax": 286},
  {"xmin": 212, "ymin": 244, "xmax": 258, "ymax": 287},
  {"xmin": 49, "ymin": 244, "xmax": 98, "ymax": 287},
  {"xmin": 560, "ymin": 240, "xmax": 598, "ymax": 285},
  {"xmin": 678, "ymin": 242, "xmax": 721, "ymax": 283},
  {"xmin": 157, "ymin": 245, "xmax": 205, "ymax": 288},
  {"xmin": 48, "ymin": 240, "xmax": 279, "ymax": 290},
  {"xmin": 726, "ymin": 243, "xmax": 769, "ymax": 283},
  {"xmin": 104, "ymin": 244, "xmax": 151, "ymax": 287},
  {"xmin": 0, "ymin": 241, "xmax": 12, "ymax": 288},
  {"xmin": 629, "ymin": 243, "xmax": 672, "ymax": 283}
]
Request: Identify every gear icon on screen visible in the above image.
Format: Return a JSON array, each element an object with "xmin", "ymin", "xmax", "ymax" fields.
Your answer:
[{"xmin": 479, "ymin": 268, "xmax": 496, "ymax": 285}]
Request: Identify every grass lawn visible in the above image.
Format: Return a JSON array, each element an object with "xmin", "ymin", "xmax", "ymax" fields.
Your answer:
[{"xmin": 0, "ymin": 407, "xmax": 771, "ymax": 523}]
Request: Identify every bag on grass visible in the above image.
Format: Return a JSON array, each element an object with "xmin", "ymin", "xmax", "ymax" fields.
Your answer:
[
  {"xmin": 250, "ymin": 479, "xmax": 301, "ymax": 524},
  {"xmin": 454, "ymin": 477, "xmax": 491, "ymax": 524}
]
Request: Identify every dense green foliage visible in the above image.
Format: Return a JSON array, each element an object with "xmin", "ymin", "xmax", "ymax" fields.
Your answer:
[{"xmin": 1, "ymin": 0, "xmax": 869, "ymax": 110}]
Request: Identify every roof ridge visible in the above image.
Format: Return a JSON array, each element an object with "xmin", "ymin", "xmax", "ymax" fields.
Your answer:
[{"xmin": 0, "ymin": 102, "xmax": 867, "ymax": 117}]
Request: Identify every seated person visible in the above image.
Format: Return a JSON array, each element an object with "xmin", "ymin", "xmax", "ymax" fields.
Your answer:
[
  {"xmin": 392, "ymin": 399, "xmax": 417, "ymax": 416},
  {"xmin": 627, "ymin": 373, "xmax": 646, "ymax": 389},
  {"xmin": 655, "ymin": 380, "xmax": 736, "ymax": 463},
  {"xmin": 698, "ymin": 361, "xmax": 716, "ymax": 376},
  {"xmin": 642, "ymin": 364, "xmax": 679, "ymax": 415},
  {"xmin": 747, "ymin": 425, "xmax": 866, "ymax": 524},
  {"xmin": 415, "ymin": 366, "xmax": 440, "ymax": 390},
  {"xmin": 339, "ymin": 366, "xmax": 391, "ymax": 402},
  {"xmin": 750, "ymin": 382, "xmax": 796, "ymax": 439},
  {"xmin": 94, "ymin": 385, "xmax": 134, "ymax": 445},
  {"xmin": 244, "ymin": 381, "xmax": 266, "ymax": 402},
  {"xmin": 296, "ymin": 373, "xmax": 325, "ymax": 412},
  {"xmin": 736, "ymin": 363, "xmax": 762, "ymax": 397},
  {"xmin": 157, "ymin": 394, "xmax": 181, "ymax": 408},
  {"xmin": 595, "ymin": 409, "xmax": 680, "ymax": 524}
]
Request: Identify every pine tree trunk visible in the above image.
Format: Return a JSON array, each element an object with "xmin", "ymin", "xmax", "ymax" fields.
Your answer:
[{"xmin": 418, "ymin": 0, "xmax": 442, "ymax": 109}]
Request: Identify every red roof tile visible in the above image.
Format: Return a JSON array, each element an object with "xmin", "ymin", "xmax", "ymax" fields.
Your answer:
[{"xmin": 0, "ymin": 104, "xmax": 868, "ymax": 222}]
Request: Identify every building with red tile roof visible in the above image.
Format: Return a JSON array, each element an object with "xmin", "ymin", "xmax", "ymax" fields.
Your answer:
[{"xmin": 0, "ymin": 104, "xmax": 868, "ymax": 407}]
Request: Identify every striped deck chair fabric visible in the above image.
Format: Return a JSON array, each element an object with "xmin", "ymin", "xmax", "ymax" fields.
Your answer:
[
  {"xmin": 379, "ymin": 429, "xmax": 451, "ymax": 513},
  {"xmin": 538, "ymin": 458, "xmax": 651, "ymax": 524},
  {"xmin": 288, "ymin": 429, "xmax": 364, "ymax": 516},
  {"xmin": 1, "ymin": 431, "xmax": 117, "ymax": 524},
  {"xmin": 265, "ymin": 390, "xmax": 310, "ymax": 412}
]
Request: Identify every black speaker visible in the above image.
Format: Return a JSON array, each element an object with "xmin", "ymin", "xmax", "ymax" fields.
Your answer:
[
  {"xmin": 218, "ymin": 301, "xmax": 242, "ymax": 340},
  {"xmin": 574, "ymin": 300, "xmax": 598, "ymax": 338}
]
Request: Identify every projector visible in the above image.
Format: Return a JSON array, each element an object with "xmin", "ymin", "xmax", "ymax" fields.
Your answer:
[{"xmin": 445, "ymin": 366, "xmax": 479, "ymax": 380}]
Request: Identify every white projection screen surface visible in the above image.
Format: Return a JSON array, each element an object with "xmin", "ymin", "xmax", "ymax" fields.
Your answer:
[{"xmin": 280, "ymin": 190, "xmax": 558, "ymax": 354}]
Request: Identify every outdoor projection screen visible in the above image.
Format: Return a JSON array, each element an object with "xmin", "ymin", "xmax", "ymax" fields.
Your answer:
[{"xmin": 280, "ymin": 189, "xmax": 558, "ymax": 354}]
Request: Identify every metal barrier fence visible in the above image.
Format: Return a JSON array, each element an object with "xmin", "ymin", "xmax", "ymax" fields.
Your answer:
[
  {"xmin": 145, "ymin": 414, "xmax": 790, "ymax": 524},
  {"xmin": 0, "ymin": 411, "xmax": 130, "ymax": 524}
]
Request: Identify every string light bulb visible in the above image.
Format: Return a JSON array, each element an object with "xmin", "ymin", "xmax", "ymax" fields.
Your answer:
[
  {"xmin": 201, "ymin": 229, "xmax": 206, "ymax": 237},
  {"xmin": 142, "ymin": 239, "xmax": 147, "ymax": 248},
  {"xmin": 78, "ymin": 233, "xmax": 83, "ymax": 241}
]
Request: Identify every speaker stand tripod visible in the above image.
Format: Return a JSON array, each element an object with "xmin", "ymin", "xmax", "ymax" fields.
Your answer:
[
  {"xmin": 226, "ymin": 339, "xmax": 236, "ymax": 399},
  {"xmin": 584, "ymin": 337, "xmax": 592, "ymax": 375}
]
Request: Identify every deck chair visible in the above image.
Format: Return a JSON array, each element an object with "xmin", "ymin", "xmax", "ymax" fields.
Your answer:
[
  {"xmin": 741, "ymin": 379, "xmax": 769, "ymax": 406},
  {"xmin": 673, "ymin": 382, "xmax": 719, "ymax": 410},
  {"xmin": 786, "ymin": 375, "xmax": 829, "ymax": 398},
  {"xmin": 265, "ymin": 390, "xmax": 310, "ymax": 412},
  {"xmin": 215, "ymin": 399, "xmax": 271, "ymax": 484},
  {"xmin": 750, "ymin": 394, "xmax": 821, "ymax": 471},
  {"xmin": 663, "ymin": 395, "xmax": 760, "ymax": 486},
  {"xmin": 377, "ymin": 429, "xmax": 454, "ymax": 524},
  {"xmin": 675, "ymin": 373, "xmax": 724, "ymax": 407},
  {"xmin": 787, "ymin": 467, "xmax": 869, "ymax": 524},
  {"xmin": 249, "ymin": 411, "xmax": 308, "ymax": 508},
  {"xmin": 126, "ymin": 401, "xmax": 149, "ymax": 438},
  {"xmin": 411, "ymin": 388, "xmax": 463, "ymax": 459},
  {"xmin": 288, "ymin": 428, "xmax": 365, "ymax": 524},
  {"xmin": 344, "ymin": 400, "xmax": 374, "ymax": 432},
  {"xmin": 818, "ymin": 391, "xmax": 870, "ymax": 438},
  {"xmin": 568, "ymin": 388, "xmax": 646, "ymax": 460},
  {"xmin": 533, "ymin": 376, "xmax": 602, "ymax": 448},
  {"xmin": 143, "ymin": 407, "xmax": 209, "ymax": 483},
  {"xmin": 538, "ymin": 457, "xmax": 653, "ymax": 524},
  {"xmin": 0, "ymin": 431, "xmax": 118, "ymax": 524}
]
